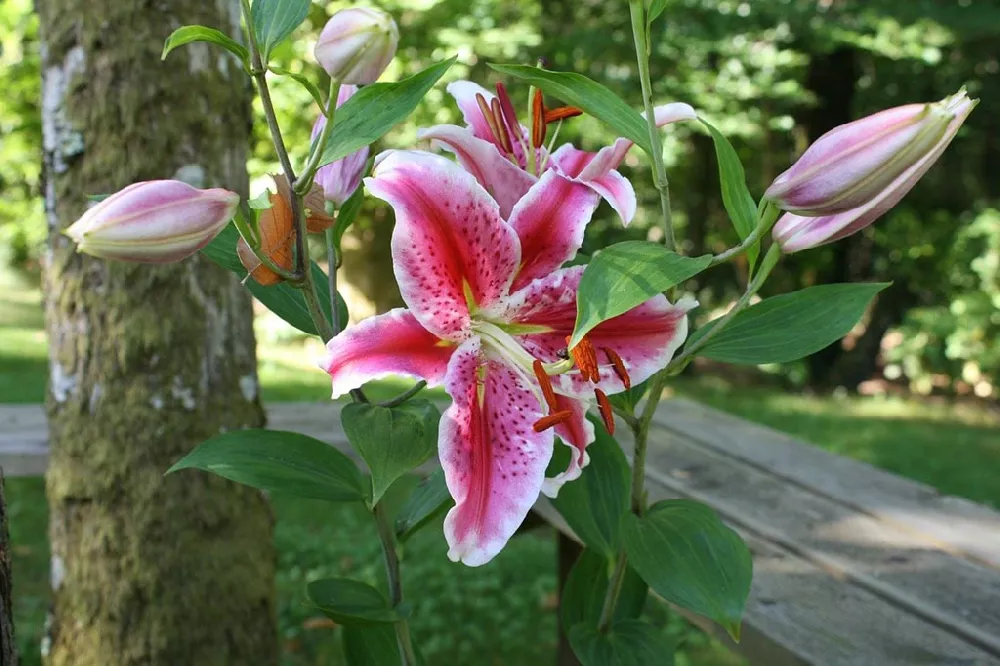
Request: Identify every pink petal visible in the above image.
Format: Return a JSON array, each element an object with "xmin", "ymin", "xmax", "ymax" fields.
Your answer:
[
  {"xmin": 441, "ymin": 338, "xmax": 554, "ymax": 566},
  {"xmin": 508, "ymin": 170, "xmax": 600, "ymax": 292},
  {"xmin": 584, "ymin": 170, "xmax": 637, "ymax": 227},
  {"xmin": 365, "ymin": 150, "xmax": 522, "ymax": 340},
  {"xmin": 541, "ymin": 393, "xmax": 595, "ymax": 498},
  {"xmin": 502, "ymin": 267, "xmax": 695, "ymax": 398},
  {"xmin": 417, "ymin": 124, "xmax": 537, "ymax": 219},
  {"xmin": 447, "ymin": 81, "xmax": 500, "ymax": 145},
  {"xmin": 317, "ymin": 309, "xmax": 456, "ymax": 399},
  {"xmin": 549, "ymin": 144, "xmax": 637, "ymax": 225}
]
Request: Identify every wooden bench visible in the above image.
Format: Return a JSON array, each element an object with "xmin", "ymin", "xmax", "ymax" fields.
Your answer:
[{"xmin": 3, "ymin": 399, "xmax": 999, "ymax": 665}]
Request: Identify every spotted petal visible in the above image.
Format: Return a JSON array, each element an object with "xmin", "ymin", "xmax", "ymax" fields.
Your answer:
[
  {"xmin": 508, "ymin": 170, "xmax": 600, "ymax": 291},
  {"xmin": 317, "ymin": 308, "xmax": 456, "ymax": 399},
  {"xmin": 441, "ymin": 337, "xmax": 554, "ymax": 566},
  {"xmin": 502, "ymin": 266, "xmax": 696, "ymax": 398},
  {"xmin": 365, "ymin": 150, "xmax": 521, "ymax": 340},
  {"xmin": 418, "ymin": 124, "xmax": 537, "ymax": 218}
]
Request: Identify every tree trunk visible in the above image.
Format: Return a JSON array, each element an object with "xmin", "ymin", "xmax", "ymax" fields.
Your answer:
[
  {"xmin": 0, "ymin": 474, "xmax": 16, "ymax": 666},
  {"xmin": 37, "ymin": 1, "xmax": 278, "ymax": 665}
]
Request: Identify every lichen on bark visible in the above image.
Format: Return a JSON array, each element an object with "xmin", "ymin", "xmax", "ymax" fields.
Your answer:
[{"xmin": 37, "ymin": 1, "xmax": 278, "ymax": 664}]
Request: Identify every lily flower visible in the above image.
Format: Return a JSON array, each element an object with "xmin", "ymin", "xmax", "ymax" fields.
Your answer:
[
  {"xmin": 417, "ymin": 80, "xmax": 696, "ymax": 223},
  {"xmin": 319, "ymin": 151, "xmax": 694, "ymax": 566}
]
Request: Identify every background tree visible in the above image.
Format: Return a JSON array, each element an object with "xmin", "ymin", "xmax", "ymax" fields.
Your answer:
[
  {"xmin": 36, "ymin": 0, "xmax": 278, "ymax": 664},
  {"xmin": 1, "ymin": 474, "xmax": 16, "ymax": 666}
]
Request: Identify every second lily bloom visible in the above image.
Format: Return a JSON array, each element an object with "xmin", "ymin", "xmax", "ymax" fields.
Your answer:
[{"xmin": 769, "ymin": 89, "xmax": 976, "ymax": 252}]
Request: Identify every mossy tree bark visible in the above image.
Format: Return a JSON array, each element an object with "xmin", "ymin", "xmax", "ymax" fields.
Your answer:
[
  {"xmin": 37, "ymin": 1, "xmax": 278, "ymax": 664},
  {"xmin": 1, "ymin": 474, "xmax": 15, "ymax": 666}
]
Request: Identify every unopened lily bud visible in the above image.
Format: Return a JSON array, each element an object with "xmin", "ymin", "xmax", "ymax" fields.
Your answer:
[
  {"xmin": 766, "ymin": 89, "xmax": 976, "ymax": 215},
  {"xmin": 65, "ymin": 180, "xmax": 238, "ymax": 263},
  {"xmin": 312, "ymin": 85, "xmax": 369, "ymax": 206},
  {"xmin": 772, "ymin": 90, "xmax": 976, "ymax": 252},
  {"xmin": 314, "ymin": 7, "xmax": 398, "ymax": 85}
]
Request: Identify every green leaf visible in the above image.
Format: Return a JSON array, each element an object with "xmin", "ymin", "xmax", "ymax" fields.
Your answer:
[
  {"xmin": 308, "ymin": 578, "xmax": 401, "ymax": 625},
  {"xmin": 701, "ymin": 118, "xmax": 759, "ymax": 268},
  {"xmin": 607, "ymin": 378, "xmax": 649, "ymax": 413},
  {"xmin": 161, "ymin": 25, "xmax": 250, "ymax": 70},
  {"xmin": 250, "ymin": 0, "xmax": 310, "ymax": 62},
  {"xmin": 342, "ymin": 623, "xmax": 402, "ymax": 666},
  {"xmin": 395, "ymin": 468, "xmax": 453, "ymax": 542},
  {"xmin": 341, "ymin": 400, "xmax": 439, "ymax": 505},
  {"xmin": 571, "ymin": 242, "xmax": 711, "ymax": 348},
  {"xmin": 568, "ymin": 620, "xmax": 674, "ymax": 666},
  {"xmin": 489, "ymin": 64, "xmax": 652, "ymax": 155},
  {"xmin": 269, "ymin": 66, "xmax": 325, "ymax": 111},
  {"xmin": 319, "ymin": 58, "xmax": 456, "ymax": 167},
  {"xmin": 332, "ymin": 185, "xmax": 365, "ymax": 257},
  {"xmin": 168, "ymin": 429, "xmax": 367, "ymax": 502},
  {"xmin": 561, "ymin": 549, "xmax": 647, "ymax": 632},
  {"xmin": 550, "ymin": 416, "xmax": 630, "ymax": 558},
  {"xmin": 647, "ymin": 0, "xmax": 669, "ymax": 27},
  {"xmin": 200, "ymin": 223, "xmax": 348, "ymax": 336},
  {"xmin": 622, "ymin": 500, "xmax": 752, "ymax": 641},
  {"xmin": 688, "ymin": 282, "xmax": 891, "ymax": 365}
]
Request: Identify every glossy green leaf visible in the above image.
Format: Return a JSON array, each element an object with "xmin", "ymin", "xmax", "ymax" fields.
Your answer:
[
  {"xmin": 701, "ymin": 118, "xmax": 759, "ymax": 268},
  {"xmin": 161, "ymin": 25, "xmax": 250, "ymax": 70},
  {"xmin": 623, "ymin": 500, "xmax": 752, "ymax": 641},
  {"xmin": 250, "ymin": 0, "xmax": 310, "ymax": 62},
  {"xmin": 168, "ymin": 429, "xmax": 367, "ymax": 502},
  {"xmin": 489, "ymin": 64, "xmax": 652, "ymax": 155},
  {"xmin": 571, "ymin": 242, "xmax": 711, "ymax": 348},
  {"xmin": 561, "ymin": 549, "xmax": 648, "ymax": 632},
  {"xmin": 607, "ymin": 378, "xmax": 650, "ymax": 413},
  {"xmin": 688, "ymin": 282, "xmax": 891, "ymax": 364},
  {"xmin": 647, "ymin": 0, "xmax": 669, "ymax": 27},
  {"xmin": 550, "ymin": 416, "xmax": 630, "ymax": 558},
  {"xmin": 200, "ymin": 223, "xmax": 348, "ymax": 336},
  {"xmin": 395, "ymin": 468, "xmax": 452, "ymax": 542},
  {"xmin": 568, "ymin": 620, "xmax": 674, "ymax": 666},
  {"xmin": 269, "ymin": 66, "xmax": 325, "ymax": 111},
  {"xmin": 318, "ymin": 58, "xmax": 456, "ymax": 167},
  {"xmin": 341, "ymin": 400, "xmax": 439, "ymax": 505},
  {"xmin": 308, "ymin": 578, "xmax": 401, "ymax": 625}
]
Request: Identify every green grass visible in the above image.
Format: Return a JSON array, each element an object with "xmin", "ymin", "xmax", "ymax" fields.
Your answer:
[{"xmin": 3, "ymin": 267, "xmax": 998, "ymax": 664}]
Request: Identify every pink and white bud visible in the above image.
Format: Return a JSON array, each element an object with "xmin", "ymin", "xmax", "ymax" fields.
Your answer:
[
  {"xmin": 312, "ymin": 85, "xmax": 369, "ymax": 206},
  {"xmin": 772, "ymin": 92, "xmax": 976, "ymax": 252},
  {"xmin": 65, "ymin": 180, "xmax": 239, "ymax": 263},
  {"xmin": 766, "ymin": 89, "xmax": 976, "ymax": 216},
  {"xmin": 314, "ymin": 7, "xmax": 399, "ymax": 85}
]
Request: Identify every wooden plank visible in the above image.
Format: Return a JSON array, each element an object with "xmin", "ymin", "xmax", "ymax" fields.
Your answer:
[
  {"xmin": 638, "ymin": 423, "xmax": 1000, "ymax": 658},
  {"xmin": 653, "ymin": 398, "xmax": 1000, "ymax": 570}
]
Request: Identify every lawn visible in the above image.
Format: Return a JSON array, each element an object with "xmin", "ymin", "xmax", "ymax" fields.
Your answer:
[{"xmin": 3, "ymin": 267, "xmax": 999, "ymax": 665}]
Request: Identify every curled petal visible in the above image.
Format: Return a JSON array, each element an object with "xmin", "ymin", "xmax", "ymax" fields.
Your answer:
[
  {"xmin": 441, "ymin": 338, "xmax": 554, "ymax": 566},
  {"xmin": 447, "ymin": 81, "xmax": 503, "ymax": 145},
  {"xmin": 503, "ymin": 267, "xmax": 696, "ymax": 398},
  {"xmin": 541, "ymin": 393, "xmax": 595, "ymax": 498},
  {"xmin": 417, "ymin": 124, "xmax": 537, "ymax": 218},
  {"xmin": 508, "ymin": 170, "xmax": 600, "ymax": 291},
  {"xmin": 317, "ymin": 308, "xmax": 455, "ymax": 399},
  {"xmin": 365, "ymin": 150, "xmax": 521, "ymax": 340}
]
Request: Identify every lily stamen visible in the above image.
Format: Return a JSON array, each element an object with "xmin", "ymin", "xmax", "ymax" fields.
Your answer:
[
  {"xmin": 532, "ymin": 359, "xmax": 560, "ymax": 413},
  {"xmin": 531, "ymin": 89, "xmax": 547, "ymax": 150},
  {"xmin": 490, "ymin": 98, "xmax": 516, "ymax": 158},
  {"xmin": 533, "ymin": 410, "xmax": 574, "ymax": 433},
  {"xmin": 544, "ymin": 106, "xmax": 583, "ymax": 124},
  {"xmin": 595, "ymin": 389, "xmax": 615, "ymax": 435},
  {"xmin": 566, "ymin": 335, "xmax": 600, "ymax": 383},
  {"xmin": 603, "ymin": 347, "xmax": 631, "ymax": 390}
]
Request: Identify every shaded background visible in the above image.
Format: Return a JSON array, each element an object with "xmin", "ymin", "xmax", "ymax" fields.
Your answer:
[{"xmin": 1, "ymin": 0, "xmax": 998, "ymax": 664}]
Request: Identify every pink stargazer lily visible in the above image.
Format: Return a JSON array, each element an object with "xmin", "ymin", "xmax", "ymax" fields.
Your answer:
[
  {"xmin": 417, "ymin": 80, "xmax": 696, "ymax": 223},
  {"xmin": 319, "ymin": 150, "xmax": 694, "ymax": 566}
]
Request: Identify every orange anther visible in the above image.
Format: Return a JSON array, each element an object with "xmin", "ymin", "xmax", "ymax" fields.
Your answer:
[
  {"xmin": 602, "ymin": 347, "xmax": 631, "ymax": 390},
  {"xmin": 595, "ymin": 389, "xmax": 615, "ymax": 436},
  {"xmin": 533, "ymin": 410, "xmax": 573, "ymax": 433},
  {"xmin": 531, "ymin": 89, "xmax": 547, "ymax": 149},
  {"xmin": 544, "ymin": 106, "xmax": 583, "ymax": 124},
  {"xmin": 567, "ymin": 335, "xmax": 600, "ymax": 384},
  {"xmin": 532, "ymin": 359, "xmax": 560, "ymax": 413},
  {"xmin": 490, "ymin": 97, "xmax": 515, "ymax": 156}
]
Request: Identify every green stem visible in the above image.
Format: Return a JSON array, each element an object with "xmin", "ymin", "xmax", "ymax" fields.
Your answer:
[
  {"xmin": 375, "ymin": 502, "xmax": 419, "ymax": 666},
  {"xmin": 378, "ymin": 381, "xmax": 428, "ymax": 408},
  {"xmin": 295, "ymin": 78, "xmax": 341, "ymax": 196},
  {"xmin": 324, "ymin": 225, "xmax": 341, "ymax": 334},
  {"xmin": 630, "ymin": 1, "xmax": 674, "ymax": 251}
]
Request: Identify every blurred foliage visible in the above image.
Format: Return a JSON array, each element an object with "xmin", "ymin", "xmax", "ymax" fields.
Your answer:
[{"xmin": 2, "ymin": 0, "xmax": 998, "ymax": 393}]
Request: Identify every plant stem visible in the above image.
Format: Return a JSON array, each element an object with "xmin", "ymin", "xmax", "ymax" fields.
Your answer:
[
  {"xmin": 324, "ymin": 225, "xmax": 341, "ymax": 334},
  {"xmin": 378, "ymin": 381, "xmax": 428, "ymax": 408},
  {"xmin": 295, "ymin": 79, "xmax": 341, "ymax": 196},
  {"xmin": 630, "ymin": 1, "xmax": 674, "ymax": 251},
  {"xmin": 375, "ymin": 501, "xmax": 418, "ymax": 666}
]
